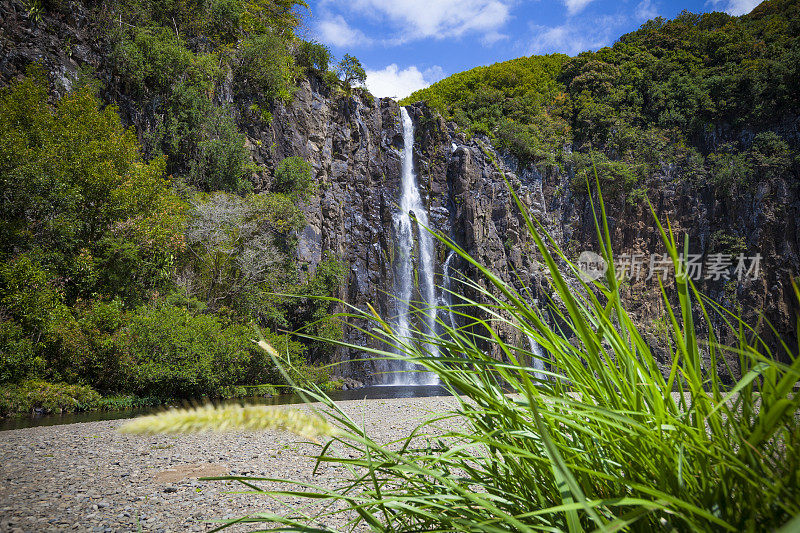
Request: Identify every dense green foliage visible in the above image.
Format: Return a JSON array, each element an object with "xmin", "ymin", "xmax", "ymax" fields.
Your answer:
[
  {"xmin": 0, "ymin": 2, "xmax": 372, "ymax": 412},
  {"xmin": 0, "ymin": 379, "xmax": 167, "ymax": 417},
  {"xmin": 0, "ymin": 72, "xmax": 188, "ymax": 393},
  {"xmin": 0, "ymin": 66, "xmax": 345, "ymax": 412},
  {"xmin": 404, "ymin": 1, "xmax": 800, "ymax": 200},
  {"xmin": 120, "ymin": 302, "xmax": 268, "ymax": 398},
  {"xmin": 0, "ymin": 380, "xmax": 101, "ymax": 417}
]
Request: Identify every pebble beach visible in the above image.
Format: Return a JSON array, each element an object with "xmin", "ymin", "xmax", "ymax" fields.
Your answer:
[{"xmin": 0, "ymin": 396, "xmax": 460, "ymax": 532}]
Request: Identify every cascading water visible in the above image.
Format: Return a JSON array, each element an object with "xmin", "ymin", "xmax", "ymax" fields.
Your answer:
[
  {"xmin": 526, "ymin": 335, "xmax": 546, "ymax": 382},
  {"xmin": 526, "ymin": 299, "xmax": 546, "ymax": 381},
  {"xmin": 390, "ymin": 107, "xmax": 439, "ymax": 386},
  {"xmin": 440, "ymin": 251, "xmax": 458, "ymax": 331}
]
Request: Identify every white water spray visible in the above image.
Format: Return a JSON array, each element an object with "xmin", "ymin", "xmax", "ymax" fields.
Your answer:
[
  {"xmin": 391, "ymin": 107, "xmax": 439, "ymax": 385},
  {"xmin": 526, "ymin": 333, "xmax": 546, "ymax": 382}
]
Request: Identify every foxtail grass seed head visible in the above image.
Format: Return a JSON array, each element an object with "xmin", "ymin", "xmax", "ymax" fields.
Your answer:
[
  {"xmin": 257, "ymin": 339, "xmax": 281, "ymax": 360},
  {"xmin": 119, "ymin": 404, "xmax": 335, "ymax": 442}
]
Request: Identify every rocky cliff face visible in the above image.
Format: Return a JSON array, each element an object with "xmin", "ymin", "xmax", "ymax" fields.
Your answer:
[
  {"xmin": 3, "ymin": 0, "xmax": 797, "ymax": 383},
  {"xmin": 249, "ymin": 76, "xmax": 540, "ymax": 379},
  {"xmin": 542, "ymin": 142, "xmax": 799, "ymax": 375},
  {"xmin": 259, "ymin": 72, "xmax": 800, "ymax": 382}
]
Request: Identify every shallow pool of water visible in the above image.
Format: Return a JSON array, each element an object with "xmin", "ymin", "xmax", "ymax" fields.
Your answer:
[{"xmin": 0, "ymin": 384, "xmax": 450, "ymax": 431}]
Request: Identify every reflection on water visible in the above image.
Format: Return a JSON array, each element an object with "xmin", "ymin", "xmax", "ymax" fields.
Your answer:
[
  {"xmin": 326, "ymin": 384, "xmax": 448, "ymax": 401},
  {"xmin": 0, "ymin": 407, "xmax": 157, "ymax": 432},
  {"xmin": 0, "ymin": 385, "xmax": 450, "ymax": 432}
]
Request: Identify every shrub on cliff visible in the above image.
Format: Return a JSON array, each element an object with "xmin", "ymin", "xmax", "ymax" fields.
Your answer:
[
  {"xmin": 187, "ymin": 105, "xmax": 254, "ymax": 194},
  {"xmin": 110, "ymin": 25, "xmax": 192, "ymax": 96},
  {"xmin": 273, "ymin": 156, "xmax": 315, "ymax": 199},
  {"xmin": 236, "ymin": 32, "xmax": 297, "ymax": 102},
  {"xmin": 110, "ymin": 25, "xmax": 254, "ymax": 193},
  {"xmin": 296, "ymin": 40, "xmax": 331, "ymax": 73},
  {"xmin": 102, "ymin": 0, "xmax": 307, "ymax": 45}
]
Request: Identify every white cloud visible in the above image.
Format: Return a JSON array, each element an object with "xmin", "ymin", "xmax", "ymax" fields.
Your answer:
[
  {"xmin": 707, "ymin": 0, "xmax": 760, "ymax": 16},
  {"xmin": 635, "ymin": 0, "xmax": 659, "ymax": 21},
  {"xmin": 422, "ymin": 65, "xmax": 447, "ymax": 84},
  {"xmin": 318, "ymin": 0, "xmax": 511, "ymax": 45},
  {"xmin": 481, "ymin": 31, "xmax": 509, "ymax": 46},
  {"xmin": 563, "ymin": 0, "xmax": 594, "ymax": 15},
  {"xmin": 365, "ymin": 64, "xmax": 446, "ymax": 100},
  {"xmin": 317, "ymin": 15, "xmax": 372, "ymax": 47},
  {"xmin": 526, "ymin": 15, "xmax": 626, "ymax": 55}
]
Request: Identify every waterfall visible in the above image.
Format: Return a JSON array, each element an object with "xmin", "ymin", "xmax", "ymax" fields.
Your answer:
[
  {"xmin": 440, "ymin": 251, "xmax": 457, "ymax": 331},
  {"xmin": 390, "ymin": 107, "xmax": 439, "ymax": 386},
  {"xmin": 526, "ymin": 334, "xmax": 546, "ymax": 382}
]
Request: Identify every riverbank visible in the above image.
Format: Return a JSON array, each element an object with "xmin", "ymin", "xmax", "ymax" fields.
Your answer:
[
  {"xmin": 0, "ymin": 378, "xmax": 368, "ymax": 421},
  {"xmin": 0, "ymin": 380, "xmax": 280, "ymax": 420},
  {"xmin": 0, "ymin": 395, "xmax": 459, "ymax": 532}
]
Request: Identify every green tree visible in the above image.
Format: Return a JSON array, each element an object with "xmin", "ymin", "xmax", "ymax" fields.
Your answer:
[
  {"xmin": 336, "ymin": 54, "xmax": 366, "ymax": 90},
  {"xmin": 0, "ymin": 71, "xmax": 187, "ymax": 304},
  {"xmin": 296, "ymin": 40, "xmax": 331, "ymax": 73}
]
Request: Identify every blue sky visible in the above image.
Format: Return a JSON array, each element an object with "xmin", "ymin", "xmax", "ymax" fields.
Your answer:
[{"xmin": 299, "ymin": 0, "xmax": 763, "ymax": 99}]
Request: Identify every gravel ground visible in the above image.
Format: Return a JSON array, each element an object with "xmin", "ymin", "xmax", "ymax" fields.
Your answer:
[{"xmin": 0, "ymin": 396, "xmax": 462, "ymax": 532}]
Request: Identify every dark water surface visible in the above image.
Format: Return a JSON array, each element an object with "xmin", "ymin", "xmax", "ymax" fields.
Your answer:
[{"xmin": 0, "ymin": 384, "xmax": 450, "ymax": 432}]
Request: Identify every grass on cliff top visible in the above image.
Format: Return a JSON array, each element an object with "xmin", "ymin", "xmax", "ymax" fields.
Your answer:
[{"xmin": 129, "ymin": 180, "xmax": 800, "ymax": 532}]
